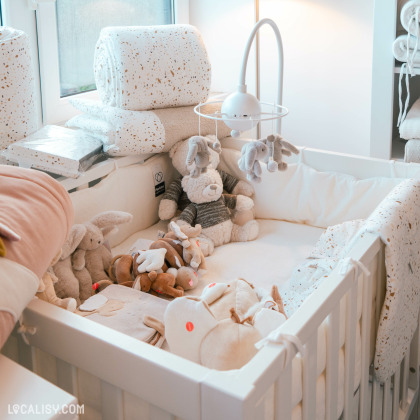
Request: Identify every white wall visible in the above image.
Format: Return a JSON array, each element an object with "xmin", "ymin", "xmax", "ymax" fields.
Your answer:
[
  {"xmin": 189, "ymin": 0, "xmax": 257, "ymax": 96},
  {"xmin": 190, "ymin": 0, "xmax": 375, "ymax": 157}
]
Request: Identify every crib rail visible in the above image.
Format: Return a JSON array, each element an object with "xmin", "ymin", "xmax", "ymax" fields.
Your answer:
[{"xmin": 2, "ymin": 231, "xmax": 419, "ymax": 420}]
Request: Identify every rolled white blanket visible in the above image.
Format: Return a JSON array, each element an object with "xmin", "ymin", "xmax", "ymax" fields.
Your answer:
[
  {"xmin": 0, "ymin": 27, "xmax": 38, "ymax": 150},
  {"xmin": 401, "ymin": 1, "xmax": 420, "ymax": 36},
  {"xmin": 393, "ymin": 33, "xmax": 420, "ymax": 63},
  {"xmin": 404, "ymin": 139, "xmax": 420, "ymax": 162},
  {"xmin": 94, "ymin": 25, "xmax": 211, "ymax": 111},
  {"xmin": 67, "ymin": 98, "xmax": 230, "ymax": 156},
  {"xmin": 399, "ymin": 96, "xmax": 420, "ymax": 139}
]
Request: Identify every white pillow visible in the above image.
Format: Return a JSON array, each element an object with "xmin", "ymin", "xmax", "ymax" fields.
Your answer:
[{"xmin": 219, "ymin": 149, "xmax": 401, "ymax": 228}]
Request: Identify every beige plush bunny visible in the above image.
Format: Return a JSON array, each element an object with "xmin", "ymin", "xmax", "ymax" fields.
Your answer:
[
  {"xmin": 72, "ymin": 211, "xmax": 133, "ymax": 288},
  {"xmin": 53, "ymin": 224, "xmax": 88, "ymax": 305},
  {"xmin": 54, "ymin": 211, "xmax": 132, "ymax": 305}
]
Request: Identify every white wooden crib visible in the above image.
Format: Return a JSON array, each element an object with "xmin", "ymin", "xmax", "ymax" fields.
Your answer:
[{"xmin": 3, "ymin": 140, "xmax": 420, "ymax": 420}]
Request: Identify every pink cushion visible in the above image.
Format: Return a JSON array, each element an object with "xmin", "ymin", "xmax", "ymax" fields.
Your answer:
[{"xmin": 0, "ymin": 165, "xmax": 73, "ymax": 278}]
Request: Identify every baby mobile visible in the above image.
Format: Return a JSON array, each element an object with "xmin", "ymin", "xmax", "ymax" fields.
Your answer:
[{"xmin": 193, "ymin": 18, "xmax": 299, "ymax": 182}]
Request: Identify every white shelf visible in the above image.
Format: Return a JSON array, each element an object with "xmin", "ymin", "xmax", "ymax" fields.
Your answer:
[
  {"xmin": 394, "ymin": 64, "xmax": 420, "ymax": 75},
  {"xmin": 58, "ymin": 154, "xmax": 152, "ymax": 191}
]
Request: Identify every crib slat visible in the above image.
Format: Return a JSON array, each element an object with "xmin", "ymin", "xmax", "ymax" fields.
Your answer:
[
  {"xmin": 371, "ymin": 377, "xmax": 381, "ymax": 419},
  {"xmin": 56, "ymin": 359, "xmax": 79, "ymax": 398},
  {"xmin": 275, "ymin": 356, "xmax": 293, "ymax": 420},
  {"xmin": 409, "ymin": 318, "xmax": 420, "ymax": 390},
  {"xmin": 325, "ymin": 305, "xmax": 340, "ymax": 420},
  {"xmin": 343, "ymin": 280, "xmax": 358, "ymax": 419},
  {"xmin": 401, "ymin": 351, "xmax": 410, "ymax": 411},
  {"xmin": 149, "ymin": 404, "xmax": 175, "ymax": 420},
  {"xmin": 101, "ymin": 380, "xmax": 124, "ymax": 420},
  {"xmin": 359, "ymin": 265, "xmax": 373, "ymax": 420},
  {"xmin": 382, "ymin": 378, "xmax": 391, "ymax": 420},
  {"xmin": 302, "ymin": 332, "xmax": 318, "ymax": 420},
  {"xmin": 392, "ymin": 367, "xmax": 401, "ymax": 420}
]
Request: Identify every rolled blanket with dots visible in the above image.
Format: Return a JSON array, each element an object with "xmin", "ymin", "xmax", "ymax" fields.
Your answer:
[{"xmin": 93, "ymin": 25, "xmax": 211, "ymax": 111}]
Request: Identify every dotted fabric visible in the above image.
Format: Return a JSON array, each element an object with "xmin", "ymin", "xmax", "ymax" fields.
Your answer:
[
  {"xmin": 282, "ymin": 180, "xmax": 420, "ymax": 382},
  {"xmin": 94, "ymin": 24, "xmax": 211, "ymax": 111},
  {"xmin": 280, "ymin": 220, "xmax": 364, "ymax": 317},
  {"xmin": 359, "ymin": 179, "xmax": 420, "ymax": 382},
  {"xmin": 0, "ymin": 27, "xmax": 38, "ymax": 150}
]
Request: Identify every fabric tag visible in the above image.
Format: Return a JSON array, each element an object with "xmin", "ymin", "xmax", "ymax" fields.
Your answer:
[{"xmin": 152, "ymin": 163, "xmax": 165, "ymax": 197}]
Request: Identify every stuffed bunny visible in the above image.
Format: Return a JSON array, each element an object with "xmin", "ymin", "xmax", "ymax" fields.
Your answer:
[
  {"xmin": 263, "ymin": 134, "xmax": 299, "ymax": 172},
  {"xmin": 53, "ymin": 224, "xmax": 88, "ymax": 305},
  {"xmin": 72, "ymin": 211, "xmax": 133, "ymax": 289},
  {"xmin": 54, "ymin": 211, "xmax": 132, "ymax": 305},
  {"xmin": 238, "ymin": 141, "xmax": 269, "ymax": 183},
  {"xmin": 186, "ymin": 135, "xmax": 221, "ymax": 178}
]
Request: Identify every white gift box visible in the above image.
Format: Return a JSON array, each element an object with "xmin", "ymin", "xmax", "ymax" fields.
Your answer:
[{"xmin": 2, "ymin": 125, "xmax": 103, "ymax": 178}]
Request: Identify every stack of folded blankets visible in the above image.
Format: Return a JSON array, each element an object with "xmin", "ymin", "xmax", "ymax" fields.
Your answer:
[
  {"xmin": 67, "ymin": 25, "xmax": 230, "ymax": 156},
  {"xmin": 399, "ymin": 96, "xmax": 420, "ymax": 162}
]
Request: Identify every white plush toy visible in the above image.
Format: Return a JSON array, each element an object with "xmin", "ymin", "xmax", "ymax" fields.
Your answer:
[
  {"xmin": 178, "ymin": 168, "xmax": 259, "ymax": 256},
  {"xmin": 162, "ymin": 280, "xmax": 287, "ymax": 370},
  {"xmin": 136, "ymin": 248, "xmax": 167, "ymax": 273}
]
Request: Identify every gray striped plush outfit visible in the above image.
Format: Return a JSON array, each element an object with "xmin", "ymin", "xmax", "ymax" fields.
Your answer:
[
  {"xmin": 178, "ymin": 195, "xmax": 237, "ymax": 229},
  {"xmin": 162, "ymin": 169, "xmax": 239, "ymax": 212}
]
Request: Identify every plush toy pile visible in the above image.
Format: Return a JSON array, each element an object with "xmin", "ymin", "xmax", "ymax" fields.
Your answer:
[
  {"xmin": 36, "ymin": 132, "xmax": 298, "ymax": 371},
  {"xmin": 108, "ymin": 221, "xmax": 206, "ymax": 298}
]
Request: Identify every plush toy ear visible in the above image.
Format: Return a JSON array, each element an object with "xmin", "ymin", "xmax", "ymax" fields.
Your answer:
[
  {"xmin": 90, "ymin": 211, "xmax": 132, "ymax": 229},
  {"xmin": 143, "ymin": 315, "xmax": 165, "ymax": 337},
  {"xmin": 186, "ymin": 138, "xmax": 198, "ymax": 166},
  {"xmin": 169, "ymin": 221, "xmax": 188, "ymax": 240},
  {"xmin": 245, "ymin": 145, "xmax": 258, "ymax": 172},
  {"xmin": 101, "ymin": 226, "xmax": 117, "ymax": 237},
  {"xmin": 0, "ymin": 222, "xmax": 21, "ymax": 241},
  {"xmin": 271, "ymin": 285, "xmax": 287, "ymax": 318},
  {"xmin": 61, "ymin": 224, "xmax": 87, "ymax": 260},
  {"xmin": 280, "ymin": 139, "xmax": 299, "ymax": 155}
]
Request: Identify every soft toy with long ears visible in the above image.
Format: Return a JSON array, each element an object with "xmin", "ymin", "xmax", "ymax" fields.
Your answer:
[
  {"xmin": 54, "ymin": 211, "xmax": 132, "ymax": 304},
  {"xmin": 72, "ymin": 211, "xmax": 133, "ymax": 288},
  {"xmin": 53, "ymin": 224, "xmax": 89, "ymax": 305},
  {"xmin": 167, "ymin": 221, "xmax": 206, "ymax": 271},
  {"xmin": 186, "ymin": 135, "xmax": 221, "ymax": 178},
  {"xmin": 238, "ymin": 141, "xmax": 269, "ymax": 183},
  {"xmin": 263, "ymin": 134, "xmax": 299, "ymax": 172},
  {"xmin": 146, "ymin": 279, "xmax": 287, "ymax": 370},
  {"xmin": 158, "ymin": 135, "xmax": 254, "ymax": 221}
]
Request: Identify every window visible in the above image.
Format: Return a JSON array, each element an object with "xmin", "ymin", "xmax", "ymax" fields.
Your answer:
[
  {"xmin": 56, "ymin": 0, "xmax": 173, "ymax": 97},
  {"xmin": 1, "ymin": 0, "xmax": 189, "ymax": 125}
]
